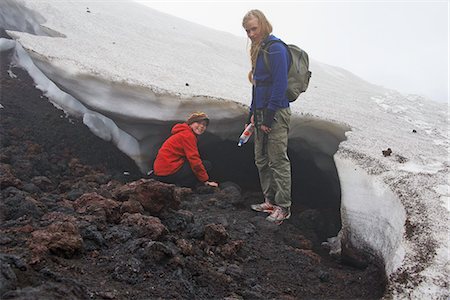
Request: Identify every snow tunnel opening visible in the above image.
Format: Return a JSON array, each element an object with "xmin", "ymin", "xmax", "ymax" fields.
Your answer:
[{"xmin": 198, "ymin": 117, "xmax": 349, "ymax": 241}]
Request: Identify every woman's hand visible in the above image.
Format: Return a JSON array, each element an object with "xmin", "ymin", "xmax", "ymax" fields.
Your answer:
[
  {"xmin": 245, "ymin": 115, "xmax": 255, "ymax": 129},
  {"xmin": 260, "ymin": 124, "xmax": 271, "ymax": 134},
  {"xmin": 205, "ymin": 181, "xmax": 219, "ymax": 187}
]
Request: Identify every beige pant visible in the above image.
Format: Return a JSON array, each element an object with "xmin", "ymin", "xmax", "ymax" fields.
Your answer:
[{"xmin": 254, "ymin": 108, "xmax": 292, "ymax": 208}]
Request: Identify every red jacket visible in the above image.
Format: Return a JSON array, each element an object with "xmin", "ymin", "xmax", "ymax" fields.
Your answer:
[{"xmin": 153, "ymin": 123, "xmax": 209, "ymax": 182}]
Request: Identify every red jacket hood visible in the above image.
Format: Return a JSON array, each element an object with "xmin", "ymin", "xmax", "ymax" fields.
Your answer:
[{"xmin": 171, "ymin": 123, "xmax": 195, "ymax": 136}]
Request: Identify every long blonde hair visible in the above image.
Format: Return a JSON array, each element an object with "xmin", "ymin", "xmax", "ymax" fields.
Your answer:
[{"xmin": 242, "ymin": 9, "xmax": 273, "ymax": 81}]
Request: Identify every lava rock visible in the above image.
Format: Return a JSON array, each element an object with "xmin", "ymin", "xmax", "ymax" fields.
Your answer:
[
  {"xmin": 104, "ymin": 225, "xmax": 133, "ymax": 244},
  {"xmin": 73, "ymin": 192, "xmax": 121, "ymax": 224},
  {"xmin": 29, "ymin": 221, "xmax": 83, "ymax": 263},
  {"xmin": 113, "ymin": 179, "xmax": 183, "ymax": 214},
  {"xmin": 176, "ymin": 239, "xmax": 194, "ymax": 256},
  {"xmin": 204, "ymin": 224, "xmax": 229, "ymax": 246},
  {"xmin": 31, "ymin": 176, "xmax": 53, "ymax": 192},
  {"xmin": 161, "ymin": 209, "xmax": 194, "ymax": 232},
  {"xmin": 79, "ymin": 224, "xmax": 105, "ymax": 251},
  {"xmin": 0, "ymin": 255, "xmax": 19, "ymax": 295},
  {"xmin": 21, "ymin": 182, "xmax": 40, "ymax": 194},
  {"xmin": 112, "ymin": 256, "xmax": 142, "ymax": 284},
  {"xmin": 283, "ymin": 234, "xmax": 313, "ymax": 250},
  {"xmin": 120, "ymin": 213, "xmax": 167, "ymax": 240},
  {"xmin": 218, "ymin": 182, "xmax": 242, "ymax": 206},
  {"xmin": 382, "ymin": 148, "xmax": 392, "ymax": 157},
  {"xmin": 0, "ymin": 188, "xmax": 44, "ymax": 221},
  {"xmin": 2, "ymin": 281, "xmax": 89, "ymax": 299},
  {"xmin": 187, "ymin": 223, "xmax": 205, "ymax": 239},
  {"xmin": 318, "ymin": 270, "xmax": 330, "ymax": 282},
  {"xmin": 219, "ymin": 240, "xmax": 244, "ymax": 258},
  {"xmin": 120, "ymin": 200, "xmax": 144, "ymax": 214},
  {"xmin": 66, "ymin": 189, "xmax": 84, "ymax": 201},
  {"xmin": 0, "ymin": 163, "xmax": 22, "ymax": 188}
]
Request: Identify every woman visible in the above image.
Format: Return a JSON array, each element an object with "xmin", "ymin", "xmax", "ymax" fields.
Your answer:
[
  {"xmin": 242, "ymin": 10, "xmax": 292, "ymax": 224},
  {"xmin": 153, "ymin": 112, "xmax": 218, "ymax": 188}
]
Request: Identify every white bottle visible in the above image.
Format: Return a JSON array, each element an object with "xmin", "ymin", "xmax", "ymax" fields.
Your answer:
[{"xmin": 237, "ymin": 123, "xmax": 254, "ymax": 146}]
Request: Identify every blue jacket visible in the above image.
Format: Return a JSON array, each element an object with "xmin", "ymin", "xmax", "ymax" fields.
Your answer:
[{"xmin": 250, "ymin": 34, "xmax": 291, "ymax": 127}]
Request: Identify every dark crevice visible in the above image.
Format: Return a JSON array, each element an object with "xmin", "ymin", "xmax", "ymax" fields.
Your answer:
[{"xmin": 200, "ymin": 119, "xmax": 348, "ymax": 241}]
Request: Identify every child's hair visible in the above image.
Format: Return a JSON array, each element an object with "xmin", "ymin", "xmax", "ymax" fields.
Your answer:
[{"xmin": 187, "ymin": 112, "xmax": 210, "ymax": 125}]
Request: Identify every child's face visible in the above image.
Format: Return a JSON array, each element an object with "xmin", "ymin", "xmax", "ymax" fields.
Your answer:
[{"xmin": 190, "ymin": 120, "xmax": 208, "ymax": 135}]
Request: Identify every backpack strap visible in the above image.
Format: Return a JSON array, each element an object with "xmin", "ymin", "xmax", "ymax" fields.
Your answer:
[{"xmin": 261, "ymin": 40, "xmax": 293, "ymax": 73}]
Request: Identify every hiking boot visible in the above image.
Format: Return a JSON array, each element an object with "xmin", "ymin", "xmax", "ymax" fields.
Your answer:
[
  {"xmin": 250, "ymin": 199, "xmax": 274, "ymax": 213},
  {"xmin": 266, "ymin": 206, "xmax": 291, "ymax": 224}
]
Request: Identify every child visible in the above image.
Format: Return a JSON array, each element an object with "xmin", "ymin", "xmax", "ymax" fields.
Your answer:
[{"xmin": 153, "ymin": 112, "xmax": 218, "ymax": 188}]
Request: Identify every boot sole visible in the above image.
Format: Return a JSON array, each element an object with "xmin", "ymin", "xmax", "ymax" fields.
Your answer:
[
  {"xmin": 266, "ymin": 212, "xmax": 291, "ymax": 223},
  {"xmin": 250, "ymin": 205, "xmax": 274, "ymax": 213}
]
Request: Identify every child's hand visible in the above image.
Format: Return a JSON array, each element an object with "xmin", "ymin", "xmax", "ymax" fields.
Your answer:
[{"xmin": 205, "ymin": 181, "xmax": 218, "ymax": 187}]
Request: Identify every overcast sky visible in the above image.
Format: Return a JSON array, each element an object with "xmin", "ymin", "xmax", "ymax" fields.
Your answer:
[{"xmin": 137, "ymin": 1, "xmax": 448, "ymax": 104}]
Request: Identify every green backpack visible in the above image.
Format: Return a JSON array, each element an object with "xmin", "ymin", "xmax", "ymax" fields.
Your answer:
[{"xmin": 262, "ymin": 40, "xmax": 312, "ymax": 102}]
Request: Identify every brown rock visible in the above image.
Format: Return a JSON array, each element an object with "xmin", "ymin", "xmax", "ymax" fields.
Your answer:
[
  {"xmin": 58, "ymin": 179, "xmax": 74, "ymax": 192},
  {"xmin": 59, "ymin": 199, "xmax": 75, "ymax": 210},
  {"xmin": 0, "ymin": 163, "xmax": 22, "ymax": 188},
  {"xmin": 294, "ymin": 249, "xmax": 322, "ymax": 264},
  {"xmin": 13, "ymin": 224, "xmax": 35, "ymax": 233},
  {"xmin": 173, "ymin": 186, "xmax": 193, "ymax": 203},
  {"xmin": 176, "ymin": 239, "xmax": 194, "ymax": 256},
  {"xmin": 168, "ymin": 255, "xmax": 184, "ymax": 268},
  {"xmin": 120, "ymin": 200, "xmax": 144, "ymax": 214},
  {"xmin": 113, "ymin": 179, "xmax": 183, "ymax": 214},
  {"xmin": 31, "ymin": 176, "xmax": 53, "ymax": 192},
  {"xmin": 219, "ymin": 240, "xmax": 244, "ymax": 258},
  {"xmin": 120, "ymin": 213, "xmax": 167, "ymax": 240},
  {"xmin": 204, "ymin": 224, "xmax": 229, "ymax": 246},
  {"xmin": 26, "ymin": 142, "xmax": 41, "ymax": 155},
  {"xmin": 297, "ymin": 238, "xmax": 313, "ymax": 250},
  {"xmin": 73, "ymin": 192, "xmax": 121, "ymax": 224},
  {"xmin": 68, "ymin": 158, "xmax": 92, "ymax": 176},
  {"xmin": 285, "ymin": 233, "xmax": 313, "ymax": 250},
  {"xmin": 30, "ymin": 221, "xmax": 83, "ymax": 263},
  {"xmin": 40, "ymin": 212, "xmax": 77, "ymax": 224}
]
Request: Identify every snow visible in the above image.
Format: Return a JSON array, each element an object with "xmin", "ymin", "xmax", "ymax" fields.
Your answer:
[
  {"xmin": 335, "ymin": 157, "xmax": 406, "ymax": 274},
  {"xmin": 0, "ymin": 0, "xmax": 448, "ymax": 298},
  {"xmin": 0, "ymin": 38, "xmax": 15, "ymax": 51},
  {"xmin": 399, "ymin": 161, "xmax": 445, "ymax": 174}
]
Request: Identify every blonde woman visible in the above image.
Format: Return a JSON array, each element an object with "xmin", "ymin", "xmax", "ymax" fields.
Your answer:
[{"xmin": 243, "ymin": 10, "xmax": 292, "ymax": 224}]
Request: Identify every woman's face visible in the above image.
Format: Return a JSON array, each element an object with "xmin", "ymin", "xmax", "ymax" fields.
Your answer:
[
  {"xmin": 244, "ymin": 16, "xmax": 263, "ymax": 44},
  {"xmin": 190, "ymin": 121, "xmax": 208, "ymax": 135}
]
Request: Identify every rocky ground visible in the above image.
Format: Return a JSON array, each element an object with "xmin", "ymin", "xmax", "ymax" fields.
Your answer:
[{"xmin": 0, "ymin": 44, "xmax": 386, "ymax": 299}]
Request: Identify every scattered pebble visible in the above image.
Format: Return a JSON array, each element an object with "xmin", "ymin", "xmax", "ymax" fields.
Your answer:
[{"xmin": 382, "ymin": 148, "xmax": 392, "ymax": 157}]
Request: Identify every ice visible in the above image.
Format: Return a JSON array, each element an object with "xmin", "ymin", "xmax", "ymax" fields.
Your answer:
[
  {"xmin": 0, "ymin": 38, "xmax": 15, "ymax": 50},
  {"xmin": 335, "ymin": 156, "xmax": 406, "ymax": 274},
  {"xmin": 7, "ymin": 69, "xmax": 17, "ymax": 78}
]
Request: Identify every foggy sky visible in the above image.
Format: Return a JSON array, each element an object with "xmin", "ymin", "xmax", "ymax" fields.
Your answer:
[{"xmin": 137, "ymin": 1, "xmax": 448, "ymax": 104}]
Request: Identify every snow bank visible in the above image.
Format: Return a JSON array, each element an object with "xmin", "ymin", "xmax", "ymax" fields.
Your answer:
[
  {"xmin": 0, "ymin": 1, "xmax": 448, "ymax": 298},
  {"xmin": 335, "ymin": 157, "xmax": 406, "ymax": 274}
]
